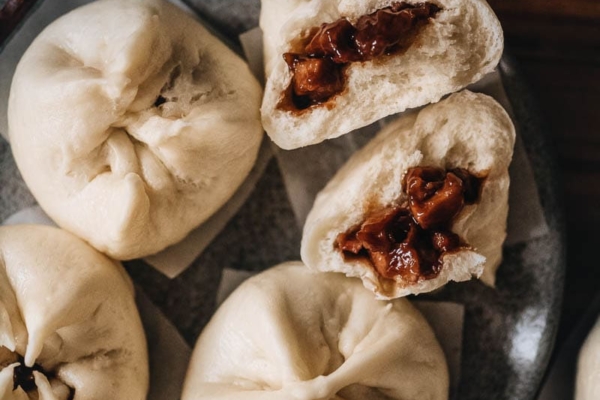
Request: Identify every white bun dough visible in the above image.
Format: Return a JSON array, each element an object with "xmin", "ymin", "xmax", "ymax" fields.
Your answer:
[
  {"xmin": 0, "ymin": 225, "xmax": 148, "ymax": 400},
  {"xmin": 182, "ymin": 262, "xmax": 449, "ymax": 400},
  {"xmin": 8, "ymin": 0, "xmax": 264, "ymax": 260},
  {"xmin": 261, "ymin": 0, "xmax": 503, "ymax": 149},
  {"xmin": 301, "ymin": 91, "xmax": 515, "ymax": 299},
  {"xmin": 576, "ymin": 316, "xmax": 600, "ymax": 400}
]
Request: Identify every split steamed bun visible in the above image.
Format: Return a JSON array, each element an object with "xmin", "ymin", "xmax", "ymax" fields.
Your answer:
[
  {"xmin": 8, "ymin": 0, "xmax": 264, "ymax": 259},
  {"xmin": 0, "ymin": 225, "xmax": 148, "ymax": 400},
  {"xmin": 260, "ymin": 0, "xmax": 503, "ymax": 149},
  {"xmin": 182, "ymin": 262, "xmax": 449, "ymax": 400},
  {"xmin": 301, "ymin": 91, "xmax": 515, "ymax": 299},
  {"xmin": 576, "ymin": 316, "xmax": 600, "ymax": 400}
]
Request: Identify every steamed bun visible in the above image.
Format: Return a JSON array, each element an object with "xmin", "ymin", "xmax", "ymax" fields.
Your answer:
[
  {"xmin": 8, "ymin": 0, "xmax": 264, "ymax": 259},
  {"xmin": 0, "ymin": 225, "xmax": 148, "ymax": 400},
  {"xmin": 301, "ymin": 91, "xmax": 515, "ymax": 299},
  {"xmin": 182, "ymin": 262, "xmax": 449, "ymax": 400},
  {"xmin": 260, "ymin": 0, "xmax": 503, "ymax": 149},
  {"xmin": 576, "ymin": 316, "xmax": 600, "ymax": 400}
]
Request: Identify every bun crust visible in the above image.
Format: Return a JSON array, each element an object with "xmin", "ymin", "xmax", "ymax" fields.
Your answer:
[
  {"xmin": 0, "ymin": 225, "xmax": 148, "ymax": 400},
  {"xmin": 182, "ymin": 262, "xmax": 449, "ymax": 400},
  {"xmin": 576, "ymin": 317, "xmax": 600, "ymax": 400},
  {"xmin": 260, "ymin": 0, "xmax": 503, "ymax": 149},
  {"xmin": 301, "ymin": 91, "xmax": 515, "ymax": 299},
  {"xmin": 8, "ymin": 0, "xmax": 263, "ymax": 259}
]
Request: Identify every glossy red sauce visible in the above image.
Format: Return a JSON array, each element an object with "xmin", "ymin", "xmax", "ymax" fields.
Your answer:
[
  {"xmin": 336, "ymin": 167, "xmax": 486, "ymax": 282},
  {"xmin": 277, "ymin": 2, "xmax": 440, "ymax": 112}
]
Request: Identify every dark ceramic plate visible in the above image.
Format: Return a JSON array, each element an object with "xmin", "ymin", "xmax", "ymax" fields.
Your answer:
[{"xmin": 0, "ymin": 1, "xmax": 566, "ymax": 400}]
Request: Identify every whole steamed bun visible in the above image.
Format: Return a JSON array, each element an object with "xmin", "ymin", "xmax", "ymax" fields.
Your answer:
[
  {"xmin": 8, "ymin": 0, "xmax": 264, "ymax": 259},
  {"xmin": 182, "ymin": 262, "xmax": 449, "ymax": 400},
  {"xmin": 0, "ymin": 225, "xmax": 148, "ymax": 400}
]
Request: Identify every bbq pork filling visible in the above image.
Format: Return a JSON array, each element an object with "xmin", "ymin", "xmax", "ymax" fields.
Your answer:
[
  {"xmin": 0, "ymin": 350, "xmax": 74, "ymax": 399},
  {"xmin": 336, "ymin": 166, "xmax": 486, "ymax": 283},
  {"xmin": 278, "ymin": 2, "xmax": 441, "ymax": 112}
]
